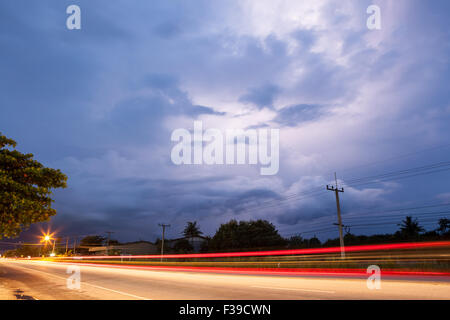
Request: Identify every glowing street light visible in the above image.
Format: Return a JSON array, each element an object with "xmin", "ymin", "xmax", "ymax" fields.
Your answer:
[
  {"xmin": 40, "ymin": 231, "xmax": 57, "ymax": 257},
  {"xmin": 40, "ymin": 232, "xmax": 53, "ymax": 243}
]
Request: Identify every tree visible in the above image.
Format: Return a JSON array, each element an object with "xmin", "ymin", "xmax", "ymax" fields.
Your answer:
[
  {"xmin": 0, "ymin": 134, "xmax": 67, "ymax": 238},
  {"xmin": 437, "ymin": 218, "xmax": 450, "ymax": 235},
  {"xmin": 183, "ymin": 221, "xmax": 203, "ymax": 238},
  {"xmin": 343, "ymin": 232, "xmax": 358, "ymax": 245},
  {"xmin": 307, "ymin": 236, "xmax": 321, "ymax": 248},
  {"xmin": 397, "ymin": 216, "xmax": 424, "ymax": 239},
  {"xmin": 173, "ymin": 239, "xmax": 194, "ymax": 253},
  {"xmin": 4, "ymin": 249, "xmax": 18, "ymax": 258},
  {"xmin": 80, "ymin": 235, "xmax": 106, "ymax": 247},
  {"xmin": 155, "ymin": 238, "xmax": 171, "ymax": 254},
  {"xmin": 287, "ymin": 235, "xmax": 305, "ymax": 248},
  {"xmin": 12, "ymin": 245, "xmax": 41, "ymax": 257},
  {"xmin": 209, "ymin": 219, "xmax": 286, "ymax": 251}
]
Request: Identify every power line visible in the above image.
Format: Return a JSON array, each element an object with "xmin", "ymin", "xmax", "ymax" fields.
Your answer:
[
  {"xmin": 280, "ymin": 200, "xmax": 450, "ymax": 237},
  {"xmin": 282, "ymin": 210, "xmax": 450, "ymax": 235},
  {"xmin": 344, "ymin": 210, "xmax": 450, "ymax": 222},
  {"xmin": 342, "ymin": 162, "xmax": 450, "ymax": 186},
  {"xmin": 236, "ymin": 160, "xmax": 450, "ymax": 217},
  {"xmin": 327, "ymin": 142, "xmax": 450, "ymax": 177},
  {"xmin": 342, "ymin": 202, "xmax": 450, "ymax": 218},
  {"xmin": 283, "ymin": 217, "xmax": 444, "ymax": 238}
]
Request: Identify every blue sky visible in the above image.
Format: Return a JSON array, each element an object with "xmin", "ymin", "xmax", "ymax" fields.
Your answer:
[{"xmin": 1, "ymin": 0, "xmax": 450, "ymax": 243}]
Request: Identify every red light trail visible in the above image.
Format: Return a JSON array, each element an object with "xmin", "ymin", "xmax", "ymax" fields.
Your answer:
[
  {"xmin": 48, "ymin": 261, "xmax": 450, "ymax": 278},
  {"xmin": 58, "ymin": 240, "xmax": 450, "ymax": 260}
]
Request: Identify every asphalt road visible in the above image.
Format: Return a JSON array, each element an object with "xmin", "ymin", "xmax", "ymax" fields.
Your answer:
[{"xmin": 0, "ymin": 259, "xmax": 449, "ymax": 300}]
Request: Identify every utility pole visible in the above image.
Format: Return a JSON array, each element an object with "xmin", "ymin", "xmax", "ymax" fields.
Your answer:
[
  {"xmin": 158, "ymin": 223, "xmax": 170, "ymax": 262},
  {"xmin": 73, "ymin": 237, "xmax": 77, "ymax": 255},
  {"xmin": 65, "ymin": 237, "xmax": 69, "ymax": 255},
  {"xmin": 105, "ymin": 231, "xmax": 114, "ymax": 256},
  {"xmin": 327, "ymin": 172, "xmax": 345, "ymax": 258}
]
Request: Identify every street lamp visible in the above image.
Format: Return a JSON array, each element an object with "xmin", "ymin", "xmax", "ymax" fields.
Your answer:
[{"xmin": 40, "ymin": 232, "xmax": 56, "ymax": 257}]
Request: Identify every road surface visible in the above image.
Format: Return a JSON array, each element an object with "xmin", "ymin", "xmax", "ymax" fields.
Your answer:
[{"xmin": 0, "ymin": 259, "xmax": 449, "ymax": 300}]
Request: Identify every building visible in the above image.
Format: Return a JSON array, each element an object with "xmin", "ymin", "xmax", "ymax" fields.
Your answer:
[
  {"xmin": 166, "ymin": 236, "xmax": 208, "ymax": 253},
  {"xmin": 88, "ymin": 241, "xmax": 157, "ymax": 255}
]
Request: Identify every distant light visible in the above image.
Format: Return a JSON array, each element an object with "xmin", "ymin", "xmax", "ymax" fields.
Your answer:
[
  {"xmin": 44, "ymin": 235, "xmax": 51, "ymax": 241},
  {"xmin": 50, "ymin": 253, "xmax": 56, "ymax": 257}
]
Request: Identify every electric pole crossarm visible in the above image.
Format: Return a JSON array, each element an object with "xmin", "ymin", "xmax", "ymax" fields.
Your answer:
[{"xmin": 326, "ymin": 185, "xmax": 344, "ymax": 192}]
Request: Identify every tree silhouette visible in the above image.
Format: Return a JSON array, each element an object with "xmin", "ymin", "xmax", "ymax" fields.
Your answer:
[
  {"xmin": 437, "ymin": 218, "xmax": 450, "ymax": 235},
  {"xmin": 0, "ymin": 133, "xmax": 67, "ymax": 238},
  {"xmin": 183, "ymin": 221, "xmax": 203, "ymax": 238},
  {"xmin": 80, "ymin": 235, "xmax": 106, "ymax": 247},
  {"xmin": 397, "ymin": 216, "xmax": 424, "ymax": 239},
  {"xmin": 287, "ymin": 235, "xmax": 305, "ymax": 248},
  {"xmin": 307, "ymin": 235, "xmax": 322, "ymax": 248},
  {"xmin": 209, "ymin": 219, "xmax": 286, "ymax": 251},
  {"xmin": 173, "ymin": 239, "xmax": 193, "ymax": 253}
]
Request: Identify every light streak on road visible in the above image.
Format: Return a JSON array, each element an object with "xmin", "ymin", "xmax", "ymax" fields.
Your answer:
[
  {"xmin": 7, "ymin": 241, "xmax": 448, "ymax": 281},
  {"xmin": 50, "ymin": 241, "xmax": 450, "ymax": 260},
  {"xmin": 2, "ymin": 259, "xmax": 450, "ymax": 300}
]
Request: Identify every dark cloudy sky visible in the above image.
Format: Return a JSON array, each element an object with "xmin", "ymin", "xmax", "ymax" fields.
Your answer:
[{"xmin": 1, "ymin": 0, "xmax": 449, "ymax": 244}]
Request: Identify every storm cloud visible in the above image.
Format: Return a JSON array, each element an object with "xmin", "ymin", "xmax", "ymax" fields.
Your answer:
[{"xmin": 1, "ymin": 0, "xmax": 449, "ymax": 243}]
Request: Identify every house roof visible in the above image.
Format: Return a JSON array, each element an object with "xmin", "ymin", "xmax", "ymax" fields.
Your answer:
[
  {"xmin": 88, "ymin": 241, "xmax": 156, "ymax": 252},
  {"xmin": 166, "ymin": 236, "xmax": 208, "ymax": 242}
]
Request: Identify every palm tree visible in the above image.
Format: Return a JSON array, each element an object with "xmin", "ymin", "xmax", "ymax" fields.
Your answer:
[
  {"xmin": 437, "ymin": 218, "xmax": 450, "ymax": 235},
  {"xmin": 183, "ymin": 221, "xmax": 202, "ymax": 241},
  {"xmin": 183, "ymin": 221, "xmax": 203, "ymax": 250},
  {"xmin": 398, "ymin": 216, "xmax": 424, "ymax": 238}
]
